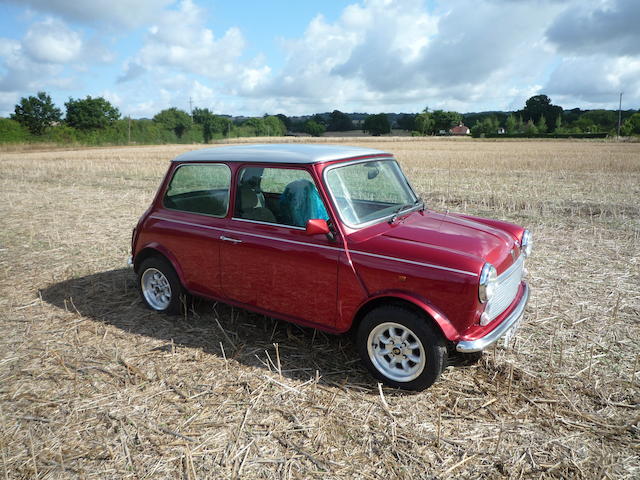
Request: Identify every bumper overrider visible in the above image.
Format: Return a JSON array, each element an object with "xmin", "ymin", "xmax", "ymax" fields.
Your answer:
[{"xmin": 456, "ymin": 283, "xmax": 530, "ymax": 353}]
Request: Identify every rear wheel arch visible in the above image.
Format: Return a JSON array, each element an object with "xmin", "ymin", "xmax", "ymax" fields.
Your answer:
[{"xmin": 133, "ymin": 246, "xmax": 186, "ymax": 287}]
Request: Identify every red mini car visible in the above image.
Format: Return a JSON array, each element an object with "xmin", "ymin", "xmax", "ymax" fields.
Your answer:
[{"xmin": 130, "ymin": 144, "xmax": 531, "ymax": 390}]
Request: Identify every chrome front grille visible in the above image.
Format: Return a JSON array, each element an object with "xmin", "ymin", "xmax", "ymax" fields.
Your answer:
[{"xmin": 486, "ymin": 254, "xmax": 524, "ymax": 321}]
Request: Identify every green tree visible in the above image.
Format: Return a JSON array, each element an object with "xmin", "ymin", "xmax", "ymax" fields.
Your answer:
[
  {"xmin": 11, "ymin": 91, "xmax": 62, "ymax": 135},
  {"xmin": 363, "ymin": 113, "xmax": 391, "ymax": 136},
  {"xmin": 303, "ymin": 120, "xmax": 325, "ymax": 137},
  {"xmin": 65, "ymin": 96, "xmax": 120, "ymax": 130},
  {"xmin": 192, "ymin": 108, "xmax": 231, "ymax": 143},
  {"xmin": 310, "ymin": 113, "xmax": 327, "ymax": 126},
  {"xmin": 263, "ymin": 115, "xmax": 286, "ymax": 136},
  {"xmin": 574, "ymin": 115, "xmax": 597, "ymax": 133},
  {"xmin": 396, "ymin": 114, "xmax": 416, "ymax": 131},
  {"xmin": 153, "ymin": 108, "xmax": 192, "ymax": 138},
  {"xmin": 432, "ymin": 110, "xmax": 462, "ymax": 133},
  {"xmin": 470, "ymin": 116, "xmax": 499, "ymax": 138},
  {"xmin": 521, "ymin": 94, "xmax": 562, "ymax": 129},
  {"xmin": 327, "ymin": 110, "xmax": 354, "ymax": 131},
  {"xmin": 620, "ymin": 113, "xmax": 640, "ymax": 136},
  {"xmin": 580, "ymin": 110, "xmax": 616, "ymax": 132},
  {"xmin": 275, "ymin": 114, "xmax": 291, "ymax": 131},
  {"xmin": 554, "ymin": 114, "xmax": 562, "ymax": 133},
  {"xmin": 414, "ymin": 112, "xmax": 434, "ymax": 135},
  {"xmin": 243, "ymin": 117, "xmax": 266, "ymax": 136},
  {"xmin": 536, "ymin": 115, "xmax": 547, "ymax": 134},
  {"xmin": 0, "ymin": 118, "xmax": 30, "ymax": 143},
  {"xmin": 505, "ymin": 114, "xmax": 517, "ymax": 134},
  {"xmin": 523, "ymin": 119, "xmax": 538, "ymax": 136}
]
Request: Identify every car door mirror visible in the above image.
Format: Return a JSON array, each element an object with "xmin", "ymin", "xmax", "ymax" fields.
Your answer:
[{"xmin": 305, "ymin": 218, "xmax": 330, "ymax": 236}]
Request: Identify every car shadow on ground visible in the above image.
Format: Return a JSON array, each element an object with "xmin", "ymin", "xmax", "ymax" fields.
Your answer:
[{"xmin": 41, "ymin": 268, "xmax": 393, "ymax": 393}]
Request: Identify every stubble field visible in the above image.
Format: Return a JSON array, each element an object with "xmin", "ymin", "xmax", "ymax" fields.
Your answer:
[{"xmin": 1, "ymin": 137, "xmax": 639, "ymax": 479}]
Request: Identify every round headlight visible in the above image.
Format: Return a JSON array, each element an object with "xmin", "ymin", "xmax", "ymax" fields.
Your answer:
[
  {"xmin": 521, "ymin": 229, "xmax": 532, "ymax": 257},
  {"xmin": 479, "ymin": 263, "xmax": 497, "ymax": 303}
]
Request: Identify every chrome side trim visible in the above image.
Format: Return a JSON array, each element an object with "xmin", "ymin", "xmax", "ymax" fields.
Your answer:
[
  {"xmin": 148, "ymin": 215, "xmax": 343, "ymax": 252},
  {"xmin": 150, "ymin": 215, "xmax": 225, "ymax": 232},
  {"xmin": 350, "ymin": 250, "xmax": 477, "ymax": 277},
  {"xmin": 232, "ymin": 217, "xmax": 306, "ymax": 230},
  {"xmin": 456, "ymin": 283, "xmax": 529, "ymax": 353},
  {"xmin": 148, "ymin": 215, "xmax": 478, "ymax": 275}
]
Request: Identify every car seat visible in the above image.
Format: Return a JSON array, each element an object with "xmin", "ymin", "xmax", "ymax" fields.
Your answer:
[
  {"xmin": 280, "ymin": 179, "xmax": 329, "ymax": 227},
  {"xmin": 236, "ymin": 186, "xmax": 277, "ymax": 223}
]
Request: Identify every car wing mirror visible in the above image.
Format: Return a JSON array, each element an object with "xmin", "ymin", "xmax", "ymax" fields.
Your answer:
[{"xmin": 305, "ymin": 218, "xmax": 330, "ymax": 236}]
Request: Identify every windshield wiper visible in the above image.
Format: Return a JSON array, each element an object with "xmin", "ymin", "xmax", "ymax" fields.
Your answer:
[{"xmin": 389, "ymin": 198, "xmax": 423, "ymax": 224}]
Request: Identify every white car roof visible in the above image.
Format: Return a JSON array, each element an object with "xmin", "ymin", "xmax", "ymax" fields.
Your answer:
[{"xmin": 173, "ymin": 143, "xmax": 390, "ymax": 164}]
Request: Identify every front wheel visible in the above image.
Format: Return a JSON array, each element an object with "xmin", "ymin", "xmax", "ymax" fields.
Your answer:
[
  {"xmin": 138, "ymin": 256, "xmax": 185, "ymax": 315},
  {"xmin": 357, "ymin": 305, "xmax": 447, "ymax": 391}
]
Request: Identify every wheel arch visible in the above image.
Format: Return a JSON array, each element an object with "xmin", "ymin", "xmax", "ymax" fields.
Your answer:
[
  {"xmin": 133, "ymin": 244, "xmax": 186, "ymax": 287},
  {"xmin": 350, "ymin": 293, "xmax": 459, "ymax": 341}
]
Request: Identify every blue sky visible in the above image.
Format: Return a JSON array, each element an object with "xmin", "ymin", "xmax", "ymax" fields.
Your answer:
[{"xmin": 0, "ymin": 0, "xmax": 638, "ymax": 118}]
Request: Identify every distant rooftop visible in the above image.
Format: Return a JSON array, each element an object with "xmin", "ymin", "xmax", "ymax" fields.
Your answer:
[{"xmin": 173, "ymin": 144, "xmax": 390, "ymax": 164}]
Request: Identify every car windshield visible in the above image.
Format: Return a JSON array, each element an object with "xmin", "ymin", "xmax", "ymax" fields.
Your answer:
[{"xmin": 324, "ymin": 159, "xmax": 418, "ymax": 227}]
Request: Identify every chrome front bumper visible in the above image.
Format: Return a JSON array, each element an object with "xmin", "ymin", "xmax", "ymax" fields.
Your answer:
[{"xmin": 456, "ymin": 283, "xmax": 530, "ymax": 353}]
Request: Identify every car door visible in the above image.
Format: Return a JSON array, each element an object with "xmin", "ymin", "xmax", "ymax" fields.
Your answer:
[
  {"xmin": 219, "ymin": 165, "xmax": 340, "ymax": 328},
  {"xmin": 150, "ymin": 162, "xmax": 231, "ymax": 298}
]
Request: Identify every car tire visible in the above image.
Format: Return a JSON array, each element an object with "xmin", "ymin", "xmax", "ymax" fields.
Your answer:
[
  {"xmin": 137, "ymin": 256, "xmax": 185, "ymax": 315},
  {"xmin": 357, "ymin": 305, "xmax": 447, "ymax": 391}
]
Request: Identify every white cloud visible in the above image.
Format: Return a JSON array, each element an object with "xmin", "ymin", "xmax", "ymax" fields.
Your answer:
[
  {"xmin": 545, "ymin": 55, "xmax": 640, "ymax": 107},
  {"xmin": 23, "ymin": 18, "xmax": 83, "ymax": 64},
  {"xmin": 241, "ymin": 0, "xmax": 564, "ymax": 114},
  {"xmin": 546, "ymin": 0, "xmax": 640, "ymax": 56},
  {"xmin": 7, "ymin": 0, "xmax": 174, "ymax": 29},
  {"xmin": 130, "ymin": 0, "xmax": 247, "ymax": 80},
  {"xmin": 0, "ymin": 36, "xmax": 64, "ymax": 92},
  {"xmin": 2, "ymin": 0, "xmax": 639, "ymax": 118},
  {"xmin": 239, "ymin": 0, "xmax": 640, "ymax": 114},
  {"xmin": 0, "ymin": 91, "xmax": 21, "ymax": 115},
  {"xmin": 111, "ymin": 75, "xmax": 234, "ymax": 117}
]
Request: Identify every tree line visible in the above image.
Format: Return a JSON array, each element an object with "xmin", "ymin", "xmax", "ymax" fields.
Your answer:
[
  {"xmin": 1, "ymin": 92, "xmax": 289, "ymax": 145},
  {"xmin": 1, "ymin": 91, "xmax": 639, "ymax": 145}
]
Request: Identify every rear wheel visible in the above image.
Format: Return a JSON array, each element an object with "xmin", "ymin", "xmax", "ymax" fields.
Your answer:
[
  {"xmin": 138, "ymin": 256, "xmax": 185, "ymax": 315},
  {"xmin": 357, "ymin": 305, "xmax": 447, "ymax": 391}
]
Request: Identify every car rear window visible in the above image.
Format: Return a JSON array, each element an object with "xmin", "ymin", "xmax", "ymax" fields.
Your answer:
[{"xmin": 163, "ymin": 163, "xmax": 231, "ymax": 217}]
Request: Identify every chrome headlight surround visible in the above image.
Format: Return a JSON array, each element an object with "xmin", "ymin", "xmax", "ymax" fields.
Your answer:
[
  {"xmin": 521, "ymin": 229, "xmax": 532, "ymax": 258},
  {"xmin": 479, "ymin": 263, "xmax": 498, "ymax": 304}
]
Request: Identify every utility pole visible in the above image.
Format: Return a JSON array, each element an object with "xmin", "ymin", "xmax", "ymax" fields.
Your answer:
[
  {"xmin": 127, "ymin": 116, "xmax": 131, "ymax": 144},
  {"xmin": 617, "ymin": 92, "xmax": 623, "ymax": 139},
  {"xmin": 189, "ymin": 97, "xmax": 193, "ymax": 115}
]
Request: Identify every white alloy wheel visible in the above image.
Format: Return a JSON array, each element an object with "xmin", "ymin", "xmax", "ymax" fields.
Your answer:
[
  {"xmin": 141, "ymin": 267, "xmax": 172, "ymax": 310},
  {"xmin": 367, "ymin": 321, "xmax": 426, "ymax": 382}
]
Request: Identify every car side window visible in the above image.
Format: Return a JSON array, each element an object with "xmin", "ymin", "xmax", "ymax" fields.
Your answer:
[
  {"xmin": 164, "ymin": 163, "xmax": 231, "ymax": 217},
  {"xmin": 235, "ymin": 167, "xmax": 329, "ymax": 227}
]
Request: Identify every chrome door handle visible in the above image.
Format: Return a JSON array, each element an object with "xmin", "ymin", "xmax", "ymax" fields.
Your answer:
[{"xmin": 220, "ymin": 235, "xmax": 242, "ymax": 244}]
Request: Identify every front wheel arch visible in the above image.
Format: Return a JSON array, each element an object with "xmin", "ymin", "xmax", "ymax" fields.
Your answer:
[{"xmin": 349, "ymin": 294, "xmax": 459, "ymax": 341}]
